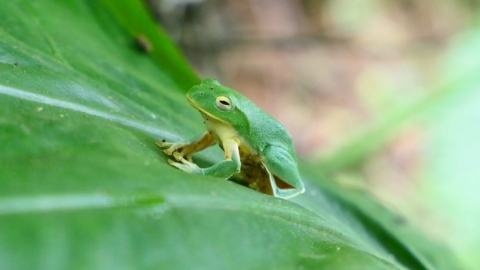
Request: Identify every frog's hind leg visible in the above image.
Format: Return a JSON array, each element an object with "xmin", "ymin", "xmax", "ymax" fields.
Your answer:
[{"xmin": 262, "ymin": 145, "xmax": 305, "ymax": 199}]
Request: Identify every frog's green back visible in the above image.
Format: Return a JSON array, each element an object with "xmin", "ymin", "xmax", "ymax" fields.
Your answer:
[
  {"xmin": 230, "ymin": 91, "xmax": 297, "ymax": 159},
  {"xmin": 231, "ymin": 93, "xmax": 305, "ymax": 196}
]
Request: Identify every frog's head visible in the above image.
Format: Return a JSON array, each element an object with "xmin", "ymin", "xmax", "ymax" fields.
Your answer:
[{"xmin": 186, "ymin": 78, "xmax": 246, "ymax": 124}]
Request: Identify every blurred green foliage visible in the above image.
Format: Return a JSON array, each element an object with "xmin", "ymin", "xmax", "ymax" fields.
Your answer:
[{"xmin": 317, "ymin": 25, "xmax": 480, "ymax": 270}]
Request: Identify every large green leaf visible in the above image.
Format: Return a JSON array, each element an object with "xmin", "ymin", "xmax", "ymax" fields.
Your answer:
[{"xmin": 0, "ymin": 1, "xmax": 461, "ymax": 269}]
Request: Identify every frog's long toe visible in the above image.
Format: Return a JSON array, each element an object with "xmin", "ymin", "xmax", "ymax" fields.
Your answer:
[
  {"xmin": 172, "ymin": 151, "xmax": 184, "ymax": 161},
  {"xmin": 165, "ymin": 144, "xmax": 182, "ymax": 155},
  {"xmin": 155, "ymin": 141, "xmax": 171, "ymax": 148},
  {"xmin": 168, "ymin": 158, "xmax": 201, "ymax": 174},
  {"xmin": 156, "ymin": 141, "xmax": 186, "ymax": 156}
]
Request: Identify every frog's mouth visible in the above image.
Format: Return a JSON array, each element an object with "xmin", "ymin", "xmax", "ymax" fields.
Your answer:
[{"xmin": 186, "ymin": 95, "xmax": 228, "ymax": 124}]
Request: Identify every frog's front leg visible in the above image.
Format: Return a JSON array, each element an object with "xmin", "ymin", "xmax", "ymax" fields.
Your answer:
[
  {"xmin": 156, "ymin": 132, "xmax": 217, "ymax": 162},
  {"xmin": 167, "ymin": 138, "xmax": 241, "ymax": 179}
]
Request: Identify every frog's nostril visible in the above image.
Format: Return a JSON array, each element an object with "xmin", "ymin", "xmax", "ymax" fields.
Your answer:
[{"xmin": 199, "ymin": 92, "xmax": 204, "ymax": 96}]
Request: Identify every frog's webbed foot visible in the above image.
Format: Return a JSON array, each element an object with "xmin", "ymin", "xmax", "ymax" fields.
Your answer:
[
  {"xmin": 155, "ymin": 141, "xmax": 187, "ymax": 156},
  {"xmin": 167, "ymin": 156, "xmax": 202, "ymax": 174},
  {"xmin": 157, "ymin": 133, "xmax": 226, "ymax": 175},
  {"xmin": 155, "ymin": 141, "xmax": 195, "ymax": 162},
  {"xmin": 173, "ymin": 151, "xmax": 194, "ymax": 162},
  {"xmin": 156, "ymin": 133, "xmax": 217, "ymax": 162}
]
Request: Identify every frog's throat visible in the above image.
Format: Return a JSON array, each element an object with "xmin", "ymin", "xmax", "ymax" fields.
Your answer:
[{"xmin": 186, "ymin": 95, "xmax": 228, "ymax": 124}]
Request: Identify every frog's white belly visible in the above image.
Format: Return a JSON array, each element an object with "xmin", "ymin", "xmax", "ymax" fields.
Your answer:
[{"xmin": 201, "ymin": 112, "xmax": 256, "ymax": 153}]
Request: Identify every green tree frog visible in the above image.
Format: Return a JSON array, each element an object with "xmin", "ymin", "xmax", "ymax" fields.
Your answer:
[{"xmin": 157, "ymin": 78, "xmax": 305, "ymax": 199}]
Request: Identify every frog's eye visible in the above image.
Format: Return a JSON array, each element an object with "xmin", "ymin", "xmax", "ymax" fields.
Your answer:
[{"xmin": 215, "ymin": 96, "xmax": 232, "ymax": 111}]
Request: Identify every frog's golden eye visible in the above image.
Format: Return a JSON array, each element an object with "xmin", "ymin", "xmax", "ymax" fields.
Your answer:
[{"xmin": 215, "ymin": 96, "xmax": 232, "ymax": 111}]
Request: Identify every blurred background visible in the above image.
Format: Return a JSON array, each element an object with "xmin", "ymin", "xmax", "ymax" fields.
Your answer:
[{"xmin": 146, "ymin": 0, "xmax": 480, "ymax": 269}]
